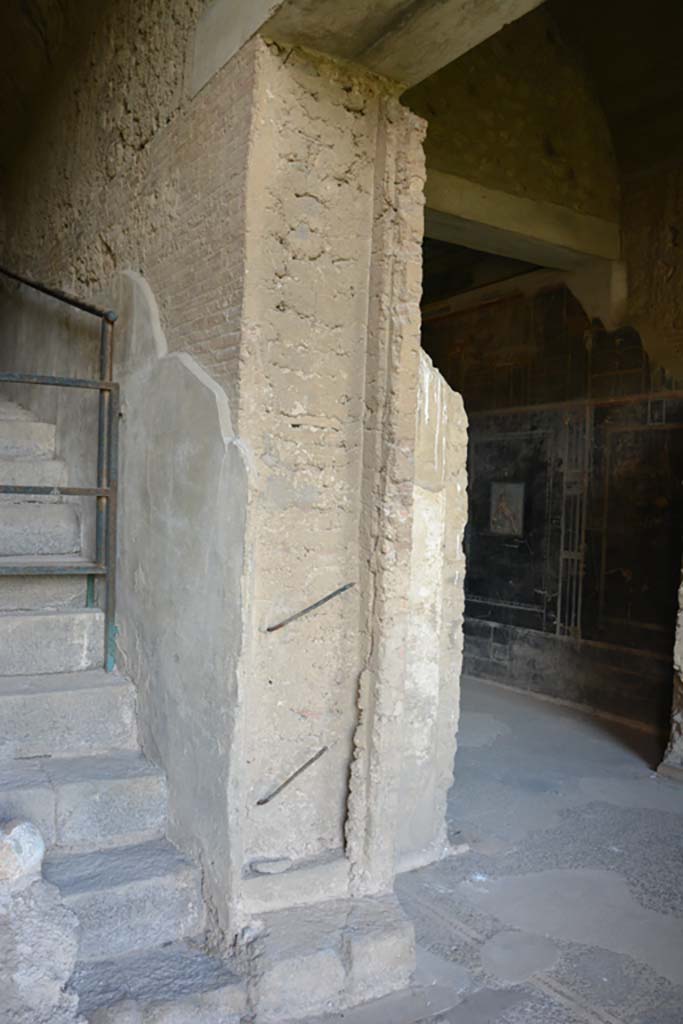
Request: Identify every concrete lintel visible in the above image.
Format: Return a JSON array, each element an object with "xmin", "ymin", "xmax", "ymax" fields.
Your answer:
[
  {"xmin": 190, "ymin": 0, "xmax": 285, "ymax": 96},
  {"xmin": 425, "ymin": 171, "xmax": 621, "ymax": 270},
  {"xmin": 354, "ymin": 0, "xmax": 546, "ymax": 86},
  {"xmin": 191, "ymin": 0, "xmax": 545, "ymax": 96}
]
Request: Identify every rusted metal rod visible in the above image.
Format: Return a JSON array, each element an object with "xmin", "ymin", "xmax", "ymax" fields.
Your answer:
[
  {"xmin": 256, "ymin": 746, "xmax": 328, "ymax": 806},
  {"xmin": 266, "ymin": 582, "xmax": 355, "ymax": 633}
]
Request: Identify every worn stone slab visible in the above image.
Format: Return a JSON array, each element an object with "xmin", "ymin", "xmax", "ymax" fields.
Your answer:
[
  {"xmin": 244, "ymin": 893, "xmax": 415, "ymax": 1022},
  {"xmin": 0, "ymin": 574, "xmax": 85, "ymax": 611},
  {"xmin": 74, "ymin": 941, "xmax": 246, "ymax": 1023},
  {"xmin": 0, "ymin": 608, "xmax": 104, "ymax": 674},
  {"xmin": 0, "ymin": 759, "xmax": 55, "ymax": 842},
  {"xmin": 292, "ymin": 947, "xmax": 471, "ymax": 1024},
  {"xmin": 48, "ymin": 752, "xmax": 167, "ymax": 849},
  {"xmin": 0, "ymin": 501, "xmax": 80, "ymax": 555},
  {"xmin": 243, "ymin": 853, "xmax": 349, "ymax": 914},
  {"xmin": 44, "ymin": 839, "xmax": 205, "ymax": 960},
  {"xmin": 0, "ymin": 669, "xmax": 137, "ymax": 758},
  {"xmin": 0, "ymin": 418, "xmax": 56, "ymax": 457},
  {"xmin": 0, "ymin": 455, "xmax": 66, "ymax": 488},
  {"xmin": 0, "ymin": 751, "xmax": 165, "ymax": 849},
  {"xmin": 0, "ymin": 400, "xmax": 35, "ymax": 421}
]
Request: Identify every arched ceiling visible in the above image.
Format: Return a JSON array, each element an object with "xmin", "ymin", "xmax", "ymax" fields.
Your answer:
[{"xmin": 548, "ymin": 0, "xmax": 683, "ymax": 172}]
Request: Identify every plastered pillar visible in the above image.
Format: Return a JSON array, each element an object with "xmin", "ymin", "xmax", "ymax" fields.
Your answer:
[
  {"xmin": 229, "ymin": 41, "xmax": 467, "ymax": 942},
  {"xmin": 230, "ymin": 41, "xmax": 432, "ymax": 917}
]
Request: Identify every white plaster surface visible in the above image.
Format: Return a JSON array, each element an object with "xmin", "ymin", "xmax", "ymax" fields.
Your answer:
[
  {"xmin": 397, "ymin": 350, "xmax": 468, "ymax": 869},
  {"xmin": 109, "ymin": 271, "xmax": 248, "ymax": 939}
]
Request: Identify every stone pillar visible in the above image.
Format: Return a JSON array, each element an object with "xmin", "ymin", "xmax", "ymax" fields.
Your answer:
[
  {"xmin": 660, "ymin": 567, "xmax": 683, "ymax": 781},
  {"xmin": 218, "ymin": 41, "xmax": 431, "ymax": 1017},
  {"xmin": 173, "ymin": 38, "xmax": 469, "ymax": 1015},
  {"xmin": 229, "ymin": 30, "xmax": 468, "ymax": 903},
  {"xmin": 232, "ymin": 41, "xmax": 431, "ymax": 920}
]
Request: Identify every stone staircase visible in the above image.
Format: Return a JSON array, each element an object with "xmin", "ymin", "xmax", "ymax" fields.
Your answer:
[{"xmin": 0, "ymin": 398, "xmax": 245, "ymax": 1022}]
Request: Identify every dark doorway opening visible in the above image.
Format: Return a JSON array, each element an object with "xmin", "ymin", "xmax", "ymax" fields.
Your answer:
[{"xmin": 421, "ymin": 236, "xmax": 678, "ymax": 761}]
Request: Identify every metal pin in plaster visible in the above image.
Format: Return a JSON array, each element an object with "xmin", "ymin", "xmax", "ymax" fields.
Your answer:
[
  {"xmin": 266, "ymin": 582, "xmax": 355, "ymax": 633},
  {"xmin": 256, "ymin": 746, "xmax": 328, "ymax": 806}
]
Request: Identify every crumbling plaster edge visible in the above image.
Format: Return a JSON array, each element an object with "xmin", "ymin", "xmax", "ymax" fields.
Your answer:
[{"xmin": 344, "ymin": 93, "xmax": 427, "ymax": 898}]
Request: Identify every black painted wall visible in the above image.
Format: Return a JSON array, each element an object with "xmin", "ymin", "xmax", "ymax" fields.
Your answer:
[{"xmin": 423, "ymin": 282, "xmax": 680, "ymax": 729}]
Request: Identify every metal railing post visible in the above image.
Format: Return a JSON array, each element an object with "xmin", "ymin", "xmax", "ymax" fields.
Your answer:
[
  {"xmin": 97, "ymin": 312, "xmax": 117, "ymax": 670},
  {"xmin": 105, "ymin": 384, "xmax": 120, "ymax": 672},
  {"xmin": 96, "ymin": 314, "xmax": 115, "ymax": 565}
]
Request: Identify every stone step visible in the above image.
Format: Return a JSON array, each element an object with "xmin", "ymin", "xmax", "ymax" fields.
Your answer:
[
  {"xmin": 0, "ymin": 501, "xmax": 80, "ymax": 555},
  {"xmin": 0, "ymin": 417, "xmax": 56, "ymax": 457},
  {"xmin": 0, "ymin": 669, "xmax": 137, "ymax": 759},
  {"xmin": 0, "ymin": 607, "xmax": 104, "ymax": 674},
  {"xmin": 0, "ymin": 750, "xmax": 166, "ymax": 849},
  {"xmin": 246, "ymin": 894, "xmax": 415, "ymax": 1022},
  {"xmin": 0, "ymin": 399, "xmax": 35, "ymax": 420},
  {"xmin": 44, "ymin": 839, "xmax": 205, "ymax": 961},
  {"xmin": 0, "ymin": 573, "xmax": 85, "ymax": 611},
  {"xmin": 0, "ymin": 455, "xmax": 67, "ymax": 489},
  {"xmin": 72, "ymin": 941, "xmax": 246, "ymax": 1024}
]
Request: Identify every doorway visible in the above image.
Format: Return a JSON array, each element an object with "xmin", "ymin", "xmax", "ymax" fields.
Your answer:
[{"xmin": 420, "ymin": 233, "xmax": 679, "ymax": 752}]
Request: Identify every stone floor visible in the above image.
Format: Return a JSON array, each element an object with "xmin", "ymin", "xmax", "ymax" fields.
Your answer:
[{"xmin": 303, "ymin": 676, "xmax": 683, "ymax": 1023}]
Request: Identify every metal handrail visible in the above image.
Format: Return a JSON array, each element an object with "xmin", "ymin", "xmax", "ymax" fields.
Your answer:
[
  {"xmin": 0, "ymin": 268, "xmax": 119, "ymax": 672},
  {"xmin": 0, "ymin": 265, "xmax": 117, "ymax": 322}
]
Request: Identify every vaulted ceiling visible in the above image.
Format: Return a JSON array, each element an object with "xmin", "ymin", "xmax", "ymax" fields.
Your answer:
[{"xmin": 548, "ymin": 0, "xmax": 683, "ymax": 172}]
